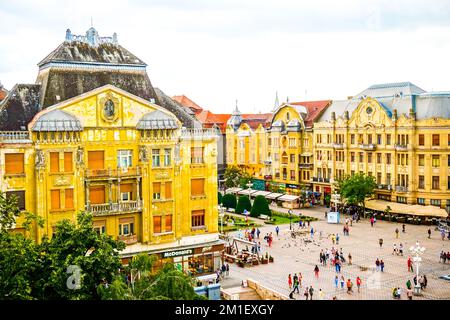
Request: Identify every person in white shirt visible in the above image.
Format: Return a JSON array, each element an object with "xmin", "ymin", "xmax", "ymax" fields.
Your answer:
[{"xmin": 393, "ymin": 244, "xmax": 397, "ymax": 255}]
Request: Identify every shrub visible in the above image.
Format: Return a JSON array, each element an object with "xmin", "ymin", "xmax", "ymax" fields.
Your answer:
[
  {"xmin": 251, "ymin": 195, "xmax": 271, "ymax": 218},
  {"xmin": 236, "ymin": 195, "xmax": 252, "ymax": 214},
  {"xmin": 222, "ymin": 194, "xmax": 237, "ymax": 210},
  {"xmin": 218, "ymin": 192, "xmax": 223, "ymax": 205}
]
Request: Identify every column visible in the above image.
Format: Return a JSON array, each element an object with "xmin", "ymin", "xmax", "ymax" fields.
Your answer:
[{"xmin": 85, "ymin": 180, "xmax": 90, "ymax": 211}]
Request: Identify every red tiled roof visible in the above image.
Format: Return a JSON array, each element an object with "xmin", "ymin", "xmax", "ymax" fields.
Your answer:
[
  {"xmin": 196, "ymin": 110, "xmax": 231, "ymax": 132},
  {"xmin": 0, "ymin": 88, "xmax": 7, "ymax": 101},
  {"xmin": 290, "ymin": 100, "xmax": 331, "ymax": 127},
  {"xmin": 242, "ymin": 113, "xmax": 272, "ymax": 129},
  {"xmin": 172, "ymin": 95, "xmax": 203, "ymax": 113}
]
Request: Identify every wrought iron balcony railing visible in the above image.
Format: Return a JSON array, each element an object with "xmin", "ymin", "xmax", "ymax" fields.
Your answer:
[{"xmin": 87, "ymin": 200, "xmax": 143, "ymax": 216}]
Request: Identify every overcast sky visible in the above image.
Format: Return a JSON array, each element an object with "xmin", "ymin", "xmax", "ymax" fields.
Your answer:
[{"xmin": 1, "ymin": 0, "xmax": 450, "ymax": 114}]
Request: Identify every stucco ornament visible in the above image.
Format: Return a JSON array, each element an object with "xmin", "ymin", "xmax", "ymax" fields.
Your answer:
[
  {"xmin": 139, "ymin": 145, "xmax": 149, "ymax": 162},
  {"xmin": 35, "ymin": 149, "xmax": 45, "ymax": 168},
  {"xmin": 99, "ymin": 92, "xmax": 120, "ymax": 122},
  {"xmin": 76, "ymin": 146, "xmax": 84, "ymax": 167}
]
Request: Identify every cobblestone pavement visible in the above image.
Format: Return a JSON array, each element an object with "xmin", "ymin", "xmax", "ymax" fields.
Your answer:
[{"xmin": 221, "ymin": 205, "xmax": 450, "ymax": 300}]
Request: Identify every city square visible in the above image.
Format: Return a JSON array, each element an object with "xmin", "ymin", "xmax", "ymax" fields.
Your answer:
[{"xmin": 221, "ymin": 205, "xmax": 450, "ymax": 300}]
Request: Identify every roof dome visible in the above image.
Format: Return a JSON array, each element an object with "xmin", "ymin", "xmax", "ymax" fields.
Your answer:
[
  {"xmin": 137, "ymin": 110, "xmax": 178, "ymax": 130},
  {"xmin": 32, "ymin": 109, "xmax": 82, "ymax": 131}
]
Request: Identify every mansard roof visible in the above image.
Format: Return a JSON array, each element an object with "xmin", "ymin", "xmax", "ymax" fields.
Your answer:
[{"xmin": 31, "ymin": 109, "xmax": 82, "ymax": 131}]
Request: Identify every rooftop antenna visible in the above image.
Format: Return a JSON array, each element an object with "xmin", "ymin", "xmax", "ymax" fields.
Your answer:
[{"xmin": 90, "ymin": 17, "xmax": 93, "ymax": 28}]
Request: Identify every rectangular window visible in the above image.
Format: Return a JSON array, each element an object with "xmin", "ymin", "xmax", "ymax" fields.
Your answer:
[
  {"xmin": 368, "ymin": 153, "xmax": 372, "ymax": 163},
  {"xmin": 165, "ymin": 215, "xmax": 173, "ymax": 232},
  {"xmin": 290, "ymin": 154, "xmax": 295, "ymax": 163},
  {"xmin": 368, "ymin": 134, "xmax": 373, "ymax": 144},
  {"xmin": 6, "ymin": 190, "xmax": 25, "ymax": 211},
  {"xmin": 89, "ymin": 186, "xmax": 105, "ymax": 204},
  {"xmin": 152, "ymin": 149, "xmax": 160, "ymax": 167},
  {"xmin": 165, "ymin": 182, "xmax": 172, "ymax": 199},
  {"xmin": 417, "ymin": 198, "xmax": 425, "ymax": 205},
  {"xmin": 397, "ymin": 196, "xmax": 407, "ymax": 204},
  {"xmin": 153, "ymin": 182, "xmax": 161, "ymax": 199},
  {"xmin": 377, "ymin": 134, "xmax": 382, "ymax": 145},
  {"xmin": 153, "ymin": 216, "xmax": 162, "ymax": 234},
  {"xmin": 376, "ymin": 153, "xmax": 381, "ymax": 164},
  {"xmin": 419, "ymin": 154, "xmax": 425, "ymax": 166},
  {"xmin": 350, "ymin": 134, "xmax": 355, "ymax": 144},
  {"xmin": 386, "ymin": 153, "xmax": 391, "ymax": 165},
  {"xmin": 448, "ymin": 176, "xmax": 450, "ymax": 190},
  {"xmin": 50, "ymin": 152, "xmax": 60, "ymax": 173},
  {"xmin": 117, "ymin": 150, "xmax": 132, "ymax": 168},
  {"xmin": 418, "ymin": 134, "xmax": 424, "ymax": 146},
  {"xmin": 430, "ymin": 199, "xmax": 441, "ymax": 207},
  {"xmin": 432, "ymin": 155, "xmax": 440, "ymax": 167},
  {"xmin": 64, "ymin": 152, "xmax": 73, "ymax": 172},
  {"xmin": 191, "ymin": 147, "xmax": 204, "ymax": 164},
  {"xmin": 120, "ymin": 184, "xmax": 133, "ymax": 201},
  {"xmin": 191, "ymin": 210, "xmax": 205, "ymax": 227},
  {"xmin": 432, "ymin": 176, "xmax": 440, "ymax": 190},
  {"xmin": 93, "ymin": 221, "xmax": 106, "ymax": 235},
  {"xmin": 51, "ymin": 189, "xmax": 60, "ymax": 210},
  {"xmin": 88, "ymin": 151, "xmax": 104, "ymax": 170},
  {"xmin": 5, "ymin": 153, "xmax": 24, "ymax": 174},
  {"xmin": 359, "ymin": 152, "xmax": 363, "ymax": 162},
  {"xmin": 65, "ymin": 188, "xmax": 74, "ymax": 209},
  {"xmin": 432, "ymin": 134, "xmax": 440, "ymax": 146},
  {"xmin": 386, "ymin": 173, "xmax": 391, "ymax": 185},
  {"xmin": 448, "ymin": 134, "xmax": 450, "ymax": 146},
  {"xmin": 191, "ymin": 178, "xmax": 205, "ymax": 196},
  {"xmin": 119, "ymin": 218, "xmax": 134, "ymax": 236},
  {"xmin": 377, "ymin": 172, "xmax": 381, "ymax": 184},
  {"xmin": 350, "ymin": 152, "xmax": 355, "ymax": 162},
  {"xmin": 418, "ymin": 176, "xmax": 424, "ymax": 189},
  {"xmin": 164, "ymin": 149, "xmax": 171, "ymax": 166},
  {"xmin": 386, "ymin": 134, "xmax": 391, "ymax": 145}
]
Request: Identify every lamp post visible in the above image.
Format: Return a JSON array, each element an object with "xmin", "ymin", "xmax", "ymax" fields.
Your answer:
[
  {"xmin": 288, "ymin": 209, "xmax": 293, "ymax": 231},
  {"xmin": 409, "ymin": 241, "xmax": 425, "ymax": 295},
  {"xmin": 218, "ymin": 204, "xmax": 225, "ymax": 235}
]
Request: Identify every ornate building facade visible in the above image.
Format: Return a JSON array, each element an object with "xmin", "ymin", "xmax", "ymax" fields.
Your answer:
[{"xmin": 0, "ymin": 28, "xmax": 223, "ymax": 273}]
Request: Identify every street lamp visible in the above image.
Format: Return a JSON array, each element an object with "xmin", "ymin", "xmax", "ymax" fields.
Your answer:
[
  {"xmin": 218, "ymin": 204, "xmax": 225, "ymax": 235},
  {"xmin": 409, "ymin": 241, "xmax": 425, "ymax": 295},
  {"xmin": 288, "ymin": 209, "xmax": 293, "ymax": 230}
]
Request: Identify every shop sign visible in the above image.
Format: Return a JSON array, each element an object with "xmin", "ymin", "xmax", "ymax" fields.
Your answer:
[
  {"xmin": 162, "ymin": 248, "xmax": 193, "ymax": 258},
  {"xmin": 202, "ymin": 246, "xmax": 212, "ymax": 253},
  {"xmin": 264, "ymin": 175, "xmax": 272, "ymax": 180},
  {"xmin": 252, "ymin": 179, "xmax": 266, "ymax": 191},
  {"xmin": 286, "ymin": 184, "xmax": 299, "ymax": 189}
]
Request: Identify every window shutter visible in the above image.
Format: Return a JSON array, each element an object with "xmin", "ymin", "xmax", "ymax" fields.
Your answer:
[
  {"xmin": 120, "ymin": 184, "xmax": 133, "ymax": 193},
  {"xmin": 65, "ymin": 189, "xmax": 74, "ymax": 209},
  {"xmin": 153, "ymin": 216, "xmax": 161, "ymax": 233},
  {"xmin": 89, "ymin": 186, "xmax": 105, "ymax": 204},
  {"xmin": 165, "ymin": 215, "xmax": 172, "ymax": 232},
  {"xmin": 191, "ymin": 179, "xmax": 204, "ymax": 196},
  {"xmin": 51, "ymin": 190, "xmax": 60, "ymax": 210},
  {"xmin": 88, "ymin": 151, "xmax": 104, "ymax": 170},
  {"xmin": 5, "ymin": 153, "xmax": 24, "ymax": 174},
  {"xmin": 153, "ymin": 182, "xmax": 161, "ymax": 194},
  {"xmin": 64, "ymin": 152, "xmax": 73, "ymax": 172},
  {"xmin": 165, "ymin": 182, "xmax": 172, "ymax": 199},
  {"xmin": 50, "ymin": 152, "xmax": 59, "ymax": 173}
]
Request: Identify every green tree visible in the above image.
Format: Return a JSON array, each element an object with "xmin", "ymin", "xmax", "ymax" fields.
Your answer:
[
  {"xmin": 218, "ymin": 192, "xmax": 223, "ymax": 205},
  {"xmin": 0, "ymin": 192, "xmax": 21, "ymax": 233},
  {"xmin": 236, "ymin": 195, "xmax": 252, "ymax": 214},
  {"xmin": 37, "ymin": 212, "xmax": 126, "ymax": 300},
  {"xmin": 336, "ymin": 173, "xmax": 377, "ymax": 218},
  {"xmin": 250, "ymin": 195, "xmax": 271, "ymax": 218},
  {"xmin": 222, "ymin": 194, "xmax": 237, "ymax": 210},
  {"xmin": 224, "ymin": 166, "xmax": 242, "ymax": 188}
]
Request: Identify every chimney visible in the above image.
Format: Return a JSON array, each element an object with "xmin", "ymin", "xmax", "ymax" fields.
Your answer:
[{"xmin": 344, "ymin": 111, "xmax": 349, "ymax": 120}]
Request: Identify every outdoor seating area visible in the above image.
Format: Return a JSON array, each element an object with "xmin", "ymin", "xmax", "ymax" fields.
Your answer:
[{"xmin": 222, "ymin": 237, "xmax": 274, "ymax": 268}]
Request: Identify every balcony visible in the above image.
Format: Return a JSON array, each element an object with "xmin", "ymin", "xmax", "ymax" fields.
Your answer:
[
  {"xmin": 263, "ymin": 159, "xmax": 272, "ymax": 165},
  {"xmin": 87, "ymin": 200, "xmax": 143, "ymax": 216},
  {"xmin": 332, "ymin": 143, "xmax": 345, "ymax": 149},
  {"xmin": 118, "ymin": 234, "xmax": 138, "ymax": 245},
  {"xmin": 395, "ymin": 186, "xmax": 408, "ymax": 193},
  {"xmin": 298, "ymin": 163, "xmax": 313, "ymax": 169},
  {"xmin": 0, "ymin": 131, "xmax": 31, "ymax": 143},
  {"xmin": 359, "ymin": 143, "xmax": 376, "ymax": 151},
  {"xmin": 377, "ymin": 184, "xmax": 392, "ymax": 191},
  {"xmin": 394, "ymin": 144, "xmax": 409, "ymax": 151},
  {"xmin": 85, "ymin": 166, "xmax": 141, "ymax": 179},
  {"xmin": 180, "ymin": 128, "xmax": 219, "ymax": 140}
]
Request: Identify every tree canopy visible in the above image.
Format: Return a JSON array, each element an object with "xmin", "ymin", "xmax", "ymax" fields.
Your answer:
[
  {"xmin": 335, "ymin": 173, "xmax": 376, "ymax": 217},
  {"xmin": 224, "ymin": 166, "xmax": 252, "ymax": 189},
  {"xmin": 250, "ymin": 195, "xmax": 271, "ymax": 218},
  {"xmin": 236, "ymin": 195, "xmax": 252, "ymax": 214},
  {"xmin": 222, "ymin": 194, "xmax": 237, "ymax": 210}
]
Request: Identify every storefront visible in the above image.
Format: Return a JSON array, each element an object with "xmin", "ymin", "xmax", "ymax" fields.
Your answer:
[
  {"xmin": 121, "ymin": 243, "xmax": 224, "ymax": 276},
  {"xmin": 285, "ymin": 183, "xmax": 301, "ymax": 196},
  {"xmin": 268, "ymin": 181, "xmax": 286, "ymax": 194},
  {"xmin": 252, "ymin": 179, "xmax": 266, "ymax": 191}
]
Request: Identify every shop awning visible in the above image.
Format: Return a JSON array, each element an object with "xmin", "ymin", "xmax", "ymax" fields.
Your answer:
[
  {"xmin": 365, "ymin": 199, "xmax": 448, "ymax": 218},
  {"xmin": 265, "ymin": 193, "xmax": 284, "ymax": 200},
  {"xmin": 237, "ymin": 189, "xmax": 258, "ymax": 196},
  {"xmin": 252, "ymin": 191, "xmax": 272, "ymax": 197},
  {"xmin": 225, "ymin": 187, "xmax": 242, "ymax": 194},
  {"xmin": 278, "ymin": 195, "xmax": 300, "ymax": 202}
]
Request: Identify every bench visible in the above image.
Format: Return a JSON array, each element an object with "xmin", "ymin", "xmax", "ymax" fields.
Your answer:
[{"xmin": 259, "ymin": 214, "xmax": 270, "ymax": 220}]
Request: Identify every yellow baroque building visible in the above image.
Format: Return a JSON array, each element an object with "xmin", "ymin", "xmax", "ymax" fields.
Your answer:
[
  {"xmin": 313, "ymin": 82, "xmax": 450, "ymax": 212},
  {"xmin": 0, "ymin": 27, "xmax": 224, "ymax": 274}
]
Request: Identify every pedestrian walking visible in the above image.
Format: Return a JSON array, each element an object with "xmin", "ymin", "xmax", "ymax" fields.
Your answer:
[
  {"xmin": 406, "ymin": 279, "xmax": 412, "ymax": 290},
  {"xmin": 441, "ymin": 229, "xmax": 446, "ymax": 241},
  {"xmin": 356, "ymin": 276, "xmax": 361, "ymax": 293},
  {"xmin": 395, "ymin": 228, "xmax": 399, "ymax": 238},
  {"xmin": 288, "ymin": 274, "xmax": 292, "ymax": 289},
  {"xmin": 275, "ymin": 226, "xmax": 280, "ymax": 237},
  {"xmin": 348, "ymin": 253, "xmax": 352, "ymax": 265},
  {"xmin": 375, "ymin": 258, "xmax": 380, "ymax": 271},
  {"xmin": 309, "ymin": 286, "xmax": 314, "ymax": 300},
  {"xmin": 226, "ymin": 263, "xmax": 230, "ymax": 276},
  {"xmin": 428, "ymin": 228, "xmax": 431, "ymax": 239},
  {"xmin": 319, "ymin": 288, "xmax": 324, "ymax": 300},
  {"xmin": 402, "ymin": 224, "xmax": 406, "ymax": 233},
  {"xmin": 380, "ymin": 259, "xmax": 385, "ymax": 272},
  {"xmin": 379, "ymin": 238, "xmax": 383, "ymax": 248},
  {"xmin": 399, "ymin": 243, "xmax": 404, "ymax": 256},
  {"xmin": 340, "ymin": 275, "xmax": 345, "ymax": 289},
  {"xmin": 370, "ymin": 216, "xmax": 374, "ymax": 227},
  {"xmin": 407, "ymin": 257, "xmax": 413, "ymax": 272},
  {"xmin": 310, "ymin": 227, "xmax": 314, "ymax": 238},
  {"xmin": 336, "ymin": 233, "xmax": 340, "ymax": 245},
  {"xmin": 393, "ymin": 243, "xmax": 397, "ymax": 255},
  {"xmin": 407, "ymin": 288, "xmax": 413, "ymax": 300},
  {"xmin": 334, "ymin": 275, "xmax": 339, "ymax": 289},
  {"xmin": 298, "ymin": 272, "xmax": 303, "ymax": 287},
  {"xmin": 304, "ymin": 287, "xmax": 309, "ymax": 300},
  {"xmin": 314, "ymin": 265, "xmax": 320, "ymax": 278},
  {"xmin": 346, "ymin": 279, "xmax": 353, "ymax": 294},
  {"xmin": 293, "ymin": 274, "xmax": 300, "ymax": 293},
  {"xmin": 256, "ymin": 228, "xmax": 260, "ymax": 239}
]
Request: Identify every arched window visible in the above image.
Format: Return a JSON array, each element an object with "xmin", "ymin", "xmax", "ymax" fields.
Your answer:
[{"xmin": 286, "ymin": 112, "xmax": 290, "ymax": 121}]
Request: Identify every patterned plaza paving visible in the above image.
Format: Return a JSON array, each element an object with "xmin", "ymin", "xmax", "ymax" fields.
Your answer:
[{"xmin": 221, "ymin": 206, "xmax": 450, "ymax": 300}]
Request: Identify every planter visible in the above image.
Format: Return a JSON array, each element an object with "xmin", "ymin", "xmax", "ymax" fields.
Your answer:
[
  {"xmin": 269, "ymin": 257, "xmax": 274, "ymax": 263},
  {"xmin": 252, "ymin": 260, "xmax": 259, "ymax": 266},
  {"xmin": 261, "ymin": 259, "xmax": 269, "ymax": 264},
  {"xmin": 237, "ymin": 261, "xmax": 245, "ymax": 268}
]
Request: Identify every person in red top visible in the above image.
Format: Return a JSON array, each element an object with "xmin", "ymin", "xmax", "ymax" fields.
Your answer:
[
  {"xmin": 288, "ymin": 274, "xmax": 292, "ymax": 289},
  {"xmin": 407, "ymin": 257, "xmax": 414, "ymax": 272},
  {"xmin": 356, "ymin": 276, "xmax": 362, "ymax": 293}
]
